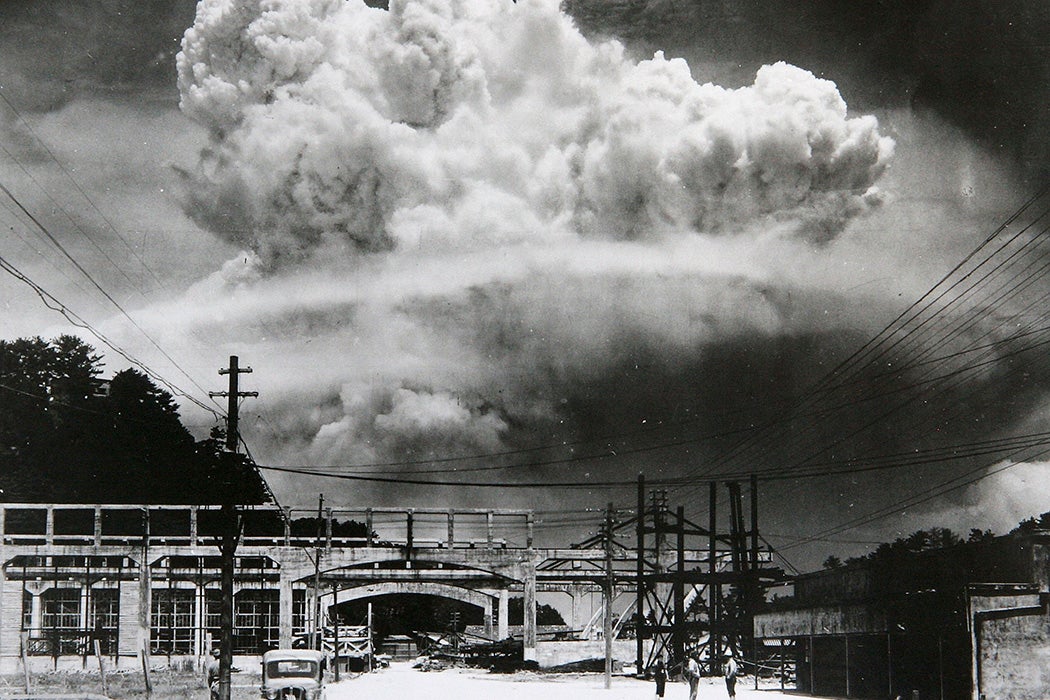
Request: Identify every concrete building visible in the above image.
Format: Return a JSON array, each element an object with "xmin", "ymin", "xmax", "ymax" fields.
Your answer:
[
  {"xmin": 0, "ymin": 502, "xmax": 666, "ymax": 673},
  {"xmin": 753, "ymin": 531, "xmax": 1050, "ymax": 699}
]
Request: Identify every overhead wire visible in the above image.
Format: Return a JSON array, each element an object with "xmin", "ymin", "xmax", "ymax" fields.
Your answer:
[
  {"xmin": 777, "ymin": 447, "xmax": 1050, "ymax": 554},
  {"xmin": 0, "ymin": 252, "xmax": 222, "ymax": 420},
  {"xmin": 0, "ymin": 198, "xmax": 97, "ymax": 299},
  {"xmin": 255, "ymin": 463, "xmax": 687, "ymax": 489},
  {"xmin": 0, "ymin": 179, "xmax": 224, "ymax": 416},
  {"xmin": 228, "ymin": 195, "xmax": 1050, "ymax": 482},
  {"xmin": 0, "ymin": 143, "xmax": 150, "ymax": 297},
  {"xmin": 670, "ymin": 190, "xmax": 1050, "ymax": 501},
  {"xmin": 0, "ymin": 380, "xmax": 221, "ymax": 430},
  {"xmin": 0, "ymin": 87, "xmax": 167, "ymax": 291}
]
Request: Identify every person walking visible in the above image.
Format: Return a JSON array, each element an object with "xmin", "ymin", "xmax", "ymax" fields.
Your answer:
[
  {"xmin": 684, "ymin": 652, "xmax": 701, "ymax": 700},
  {"xmin": 724, "ymin": 652, "xmax": 739, "ymax": 700},
  {"xmin": 651, "ymin": 658, "xmax": 667, "ymax": 699}
]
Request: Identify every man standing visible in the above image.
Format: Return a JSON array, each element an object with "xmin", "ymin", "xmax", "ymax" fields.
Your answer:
[
  {"xmin": 685, "ymin": 652, "xmax": 701, "ymax": 700},
  {"xmin": 651, "ymin": 658, "xmax": 667, "ymax": 700},
  {"xmin": 724, "ymin": 652, "xmax": 739, "ymax": 699},
  {"xmin": 206, "ymin": 648, "xmax": 221, "ymax": 700}
]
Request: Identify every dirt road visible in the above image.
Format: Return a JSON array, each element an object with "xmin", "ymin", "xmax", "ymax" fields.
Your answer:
[{"xmin": 326, "ymin": 661, "xmax": 798, "ymax": 700}]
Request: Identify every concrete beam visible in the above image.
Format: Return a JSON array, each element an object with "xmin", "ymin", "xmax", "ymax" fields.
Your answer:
[{"xmin": 329, "ymin": 581, "xmax": 495, "ymax": 611}]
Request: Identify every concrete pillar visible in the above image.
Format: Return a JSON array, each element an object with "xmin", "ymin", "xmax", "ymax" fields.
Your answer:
[
  {"xmin": 137, "ymin": 556, "xmax": 151, "ymax": 653},
  {"xmin": 79, "ymin": 584, "xmax": 91, "ymax": 635},
  {"xmin": 498, "ymin": 589, "xmax": 509, "ymax": 640},
  {"xmin": 118, "ymin": 572, "xmax": 142, "ymax": 663},
  {"xmin": 484, "ymin": 597, "xmax": 494, "ymax": 639},
  {"xmin": 30, "ymin": 591, "xmax": 42, "ymax": 633},
  {"xmin": 523, "ymin": 564, "xmax": 537, "ymax": 662},
  {"xmin": 278, "ymin": 571, "xmax": 295, "ymax": 649},
  {"xmin": 0, "ymin": 581, "xmax": 24, "ymax": 662},
  {"xmin": 569, "ymin": 584, "xmax": 585, "ymax": 633},
  {"xmin": 193, "ymin": 582, "xmax": 205, "ymax": 657}
]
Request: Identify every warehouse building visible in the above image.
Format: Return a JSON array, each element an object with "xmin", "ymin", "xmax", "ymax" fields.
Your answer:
[{"xmin": 754, "ymin": 531, "xmax": 1050, "ymax": 699}]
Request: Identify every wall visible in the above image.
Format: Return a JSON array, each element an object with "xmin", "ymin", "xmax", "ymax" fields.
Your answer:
[
  {"xmin": 754, "ymin": 603, "xmax": 886, "ymax": 638},
  {"xmin": 535, "ymin": 639, "xmax": 636, "ymax": 670},
  {"xmin": 972, "ymin": 592, "xmax": 1050, "ymax": 700}
]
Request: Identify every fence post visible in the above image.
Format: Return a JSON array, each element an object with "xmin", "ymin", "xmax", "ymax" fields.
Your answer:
[
  {"xmin": 94, "ymin": 638, "xmax": 109, "ymax": 697},
  {"xmin": 20, "ymin": 630, "xmax": 31, "ymax": 694},
  {"xmin": 141, "ymin": 643, "xmax": 153, "ymax": 698}
]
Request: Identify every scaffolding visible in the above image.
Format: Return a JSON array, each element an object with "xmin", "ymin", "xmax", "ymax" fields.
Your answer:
[{"xmin": 633, "ymin": 475, "xmax": 786, "ymax": 677}]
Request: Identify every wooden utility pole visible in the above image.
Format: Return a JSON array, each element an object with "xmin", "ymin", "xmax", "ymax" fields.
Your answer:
[
  {"xmin": 209, "ymin": 356, "xmax": 258, "ymax": 700},
  {"xmin": 211, "ymin": 356, "xmax": 258, "ymax": 453},
  {"xmin": 635, "ymin": 475, "xmax": 645, "ymax": 676},
  {"xmin": 603, "ymin": 503, "xmax": 614, "ymax": 690},
  {"xmin": 313, "ymin": 494, "xmax": 324, "ymax": 651}
]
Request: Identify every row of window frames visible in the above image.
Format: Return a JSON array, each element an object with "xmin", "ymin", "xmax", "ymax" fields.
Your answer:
[{"xmin": 21, "ymin": 588, "xmax": 311, "ymax": 635}]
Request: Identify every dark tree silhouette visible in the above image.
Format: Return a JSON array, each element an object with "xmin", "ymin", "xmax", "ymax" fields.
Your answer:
[
  {"xmin": 822, "ymin": 555, "xmax": 843, "ymax": 570},
  {"xmin": 1011, "ymin": 511, "xmax": 1050, "ymax": 535},
  {"xmin": 508, "ymin": 597, "xmax": 566, "ymax": 626},
  {"xmin": 0, "ymin": 335, "xmax": 269, "ymax": 504}
]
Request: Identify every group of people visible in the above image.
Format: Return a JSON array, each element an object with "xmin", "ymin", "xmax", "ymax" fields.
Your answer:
[{"xmin": 651, "ymin": 651, "xmax": 738, "ymax": 700}]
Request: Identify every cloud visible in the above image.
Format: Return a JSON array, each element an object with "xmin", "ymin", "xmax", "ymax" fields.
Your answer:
[
  {"xmin": 175, "ymin": 0, "xmax": 892, "ymax": 267},
  {"xmin": 0, "ymin": 0, "xmax": 194, "ymax": 112},
  {"xmin": 88, "ymin": 0, "xmax": 1040, "ymax": 549},
  {"xmin": 889, "ymin": 461, "xmax": 1050, "ymax": 539},
  {"xmin": 566, "ymin": 0, "xmax": 1049, "ymax": 181}
]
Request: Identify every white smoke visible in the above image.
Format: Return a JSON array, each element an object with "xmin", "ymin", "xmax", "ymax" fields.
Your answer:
[
  {"xmin": 883, "ymin": 461, "xmax": 1050, "ymax": 540},
  {"xmin": 177, "ymin": 0, "xmax": 892, "ymax": 263},
  {"xmin": 171, "ymin": 0, "xmax": 896, "ymax": 472}
]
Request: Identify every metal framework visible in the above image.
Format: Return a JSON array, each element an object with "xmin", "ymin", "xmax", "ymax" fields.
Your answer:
[{"xmin": 632, "ymin": 475, "xmax": 786, "ymax": 676}]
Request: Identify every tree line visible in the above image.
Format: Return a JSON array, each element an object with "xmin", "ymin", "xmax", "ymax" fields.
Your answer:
[
  {"xmin": 0, "ymin": 335, "xmax": 269, "ymax": 504},
  {"xmin": 822, "ymin": 515, "xmax": 1050, "ymax": 570}
]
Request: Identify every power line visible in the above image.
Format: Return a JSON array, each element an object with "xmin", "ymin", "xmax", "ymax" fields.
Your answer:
[
  {"xmin": 670, "ymin": 189, "xmax": 1050, "ymax": 502},
  {"xmin": 0, "ymin": 179, "xmax": 223, "ymax": 416},
  {"xmin": 0, "ymin": 252, "xmax": 223, "ymax": 419},
  {"xmin": 0, "ymin": 143, "xmax": 150, "ymax": 298},
  {"xmin": 255, "ymin": 464, "xmax": 687, "ymax": 489},
  {"xmin": 778, "ymin": 446, "xmax": 1050, "ymax": 554},
  {"xmin": 0, "ymin": 87, "xmax": 167, "ymax": 291}
]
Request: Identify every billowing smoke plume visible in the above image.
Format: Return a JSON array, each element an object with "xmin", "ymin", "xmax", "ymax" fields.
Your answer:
[
  {"xmin": 169, "ymin": 0, "xmax": 905, "ymax": 498},
  {"xmin": 177, "ymin": 0, "xmax": 892, "ymax": 265}
]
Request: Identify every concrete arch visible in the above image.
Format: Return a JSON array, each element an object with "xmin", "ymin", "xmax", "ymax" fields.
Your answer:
[{"xmin": 322, "ymin": 581, "xmax": 494, "ymax": 610}]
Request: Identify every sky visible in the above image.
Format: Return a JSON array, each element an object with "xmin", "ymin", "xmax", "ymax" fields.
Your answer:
[{"xmin": 1, "ymin": 0, "xmax": 1049, "ymax": 572}]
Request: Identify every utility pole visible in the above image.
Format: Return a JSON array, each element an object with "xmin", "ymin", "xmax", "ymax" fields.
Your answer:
[
  {"xmin": 208, "ymin": 356, "xmax": 258, "ymax": 700},
  {"xmin": 635, "ymin": 475, "xmax": 645, "ymax": 676},
  {"xmin": 312, "ymin": 494, "xmax": 324, "ymax": 652},
  {"xmin": 603, "ymin": 503, "xmax": 614, "ymax": 690},
  {"xmin": 211, "ymin": 356, "xmax": 259, "ymax": 452}
]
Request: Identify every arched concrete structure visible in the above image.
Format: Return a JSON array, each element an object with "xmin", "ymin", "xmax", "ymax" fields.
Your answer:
[
  {"xmin": 324, "ymin": 581, "xmax": 494, "ymax": 611},
  {"xmin": 2, "ymin": 503, "xmax": 715, "ymax": 670},
  {"xmin": 323, "ymin": 581, "xmax": 498, "ymax": 638}
]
